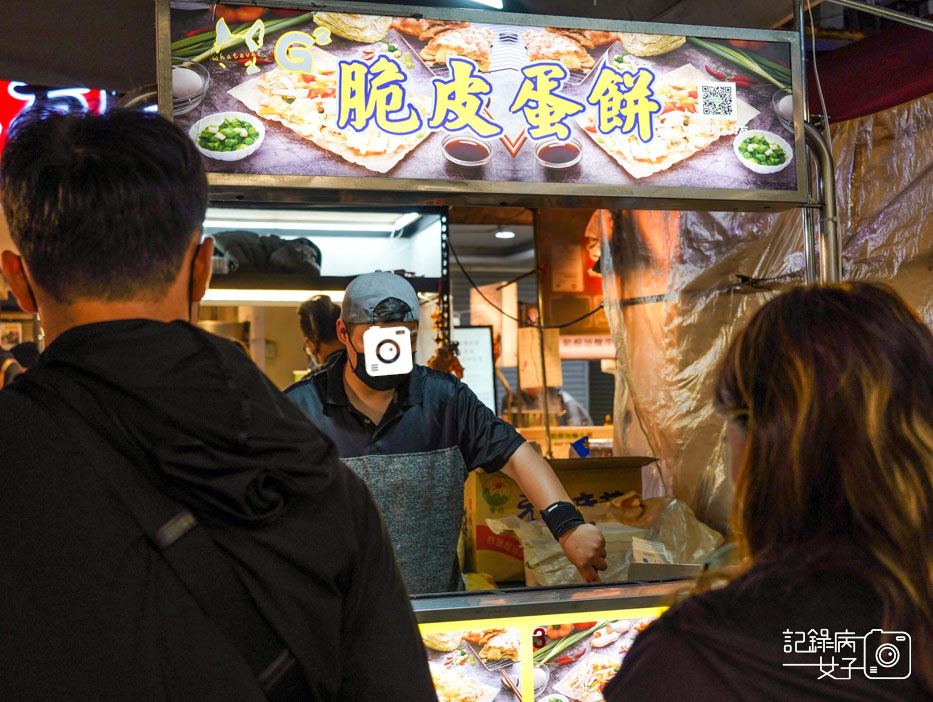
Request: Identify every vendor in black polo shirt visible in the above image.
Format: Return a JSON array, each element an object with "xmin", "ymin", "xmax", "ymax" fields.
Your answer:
[{"xmin": 287, "ymin": 272, "xmax": 607, "ymax": 594}]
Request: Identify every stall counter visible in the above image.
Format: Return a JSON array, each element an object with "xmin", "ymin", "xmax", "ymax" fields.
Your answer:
[{"xmin": 412, "ymin": 580, "xmax": 681, "ymax": 701}]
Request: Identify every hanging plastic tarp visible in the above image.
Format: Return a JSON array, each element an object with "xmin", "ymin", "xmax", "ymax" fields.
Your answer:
[{"xmin": 600, "ymin": 93, "xmax": 933, "ymax": 532}]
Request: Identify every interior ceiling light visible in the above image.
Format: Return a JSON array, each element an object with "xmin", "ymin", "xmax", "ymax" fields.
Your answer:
[
  {"xmin": 393, "ymin": 212, "xmax": 421, "ymax": 230},
  {"xmin": 202, "ymin": 219, "xmax": 398, "ymax": 232},
  {"xmin": 203, "ymin": 207, "xmax": 420, "ymax": 233},
  {"xmin": 201, "ymin": 289, "xmax": 345, "ymax": 305},
  {"xmin": 466, "ymin": 0, "xmax": 503, "ymax": 7},
  {"xmin": 495, "ymin": 228, "xmax": 516, "ymax": 239}
]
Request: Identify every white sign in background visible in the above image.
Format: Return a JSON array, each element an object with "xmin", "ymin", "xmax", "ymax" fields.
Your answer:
[{"xmin": 452, "ymin": 326, "xmax": 497, "ymax": 413}]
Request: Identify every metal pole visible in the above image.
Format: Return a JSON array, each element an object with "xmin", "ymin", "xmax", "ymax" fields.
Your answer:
[
  {"xmin": 803, "ymin": 123, "xmax": 841, "ymax": 283},
  {"xmin": 823, "ymin": 0, "xmax": 933, "ymax": 31},
  {"xmin": 532, "ymin": 211, "xmax": 553, "ymax": 459},
  {"xmin": 802, "ymin": 175, "xmax": 819, "ymax": 283},
  {"xmin": 155, "ymin": 0, "xmax": 174, "ymax": 119},
  {"xmin": 795, "ymin": 0, "xmax": 819, "ymax": 284}
]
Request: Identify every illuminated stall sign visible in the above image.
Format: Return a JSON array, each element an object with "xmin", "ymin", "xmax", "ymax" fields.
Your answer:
[
  {"xmin": 166, "ymin": 5, "xmax": 806, "ymax": 209},
  {"xmin": 0, "ymin": 81, "xmax": 110, "ymax": 157}
]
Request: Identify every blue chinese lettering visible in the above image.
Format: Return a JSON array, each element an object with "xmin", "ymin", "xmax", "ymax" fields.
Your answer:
[
  {"xmin": 337, "ymin": 55, "xmax": 423, "ymax": 135},
  {"xmin": 509, "ymin": 62, "xmax": 584, "ymax": 141},
  {"xmin": 585, "ymin": 64, "xmax": 662, "ymax": 143}
]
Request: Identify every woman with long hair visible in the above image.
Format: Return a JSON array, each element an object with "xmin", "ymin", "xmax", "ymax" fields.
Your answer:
[{"xmin": 605, "ymin": 282, "xmax": 933, "ymax": 701}]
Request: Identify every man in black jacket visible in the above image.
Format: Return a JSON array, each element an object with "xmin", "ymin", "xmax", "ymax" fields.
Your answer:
[{"xmin": 0, "ymin": 110, "xmax": 436, "ymax": 701}]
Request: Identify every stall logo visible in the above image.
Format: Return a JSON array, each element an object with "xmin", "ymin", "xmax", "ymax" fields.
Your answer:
[{"xmin": 782, "ymin": 629, "xmax": 912, "ymax": 680}]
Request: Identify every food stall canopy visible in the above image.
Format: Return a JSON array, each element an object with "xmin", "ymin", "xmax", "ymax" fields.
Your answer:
[
  {"xmin": 806, "ymin": 20, "xmax": 933, "ymax": 122},
  {"xmin": 0, "ymin": 1, "xmax": 800, "ymax": 96}
]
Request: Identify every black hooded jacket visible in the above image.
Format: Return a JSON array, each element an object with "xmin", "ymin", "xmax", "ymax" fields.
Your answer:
[{"xmin": 0, "ymin": 320, "xmax": 436, "ymax": 702}]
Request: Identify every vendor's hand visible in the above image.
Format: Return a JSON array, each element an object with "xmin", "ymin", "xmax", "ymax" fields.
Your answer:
[{"xmin": 559, "ymin": 523, "xmax": 607, "ymax": 583}]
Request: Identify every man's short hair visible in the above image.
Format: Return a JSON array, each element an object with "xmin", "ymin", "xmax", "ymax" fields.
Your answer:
[
  {"xmin": 298, "ymin": 294, "xmax": 340, "ymax": 343},
  {"xmin": 0, "ymin": 109, "xmax": 208, "ymax": 303},
  {"xmin": 347, "ymin": 297, "xmax": 413, "ymax": 330}
]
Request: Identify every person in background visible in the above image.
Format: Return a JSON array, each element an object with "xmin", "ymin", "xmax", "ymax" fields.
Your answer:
[
  {"xmin": 0, "ymin": 341, "xmax": 39, "ymax": 388},
  {"xmin": 10, "ymin": 340, "xmax": 40, "ymax": 370},
  {"xmin": 518, "ymin": 386, "xmax": 593, "ymax": 426},
  {"xmin": 0, "ymin": 110, "xmax": 435, "ymax": 701},
  {"xmin": 286, "ymin": 271, "xmax": 607, "ymax": 594},
  {"xmin": 605, "ymin": 283, "xmax": 933, "ymax": 701},
  {"xmin": 0, "ymin": 348, "xmax": 23, "ymax": 387},
  {"xmin": 297, "ymin": 294, "xmax": 343, "ymax": 370}
]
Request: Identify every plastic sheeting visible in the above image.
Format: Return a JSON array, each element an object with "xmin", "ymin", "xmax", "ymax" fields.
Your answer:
[{"xmin": 601, "ymin": 93, "xmax": 933, "ymax": 532}]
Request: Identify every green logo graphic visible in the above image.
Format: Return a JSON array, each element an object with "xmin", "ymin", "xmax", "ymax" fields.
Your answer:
[{"xmin": 481, "ymin": 475, "xmax": 512, "ymax": 514}]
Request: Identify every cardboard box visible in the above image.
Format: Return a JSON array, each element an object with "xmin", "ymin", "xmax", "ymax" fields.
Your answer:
[
  {"xmin": 463, "ymin": 456, "xmax": 654, "ymax": 583},
  {"xmin": 520, "ymin": 425, "xmax": 614, "ymax": 459}
]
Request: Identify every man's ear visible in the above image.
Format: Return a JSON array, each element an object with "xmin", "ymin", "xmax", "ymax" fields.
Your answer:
[
  {"xmin": 190, "ymin": 236, "xmax": 214, "ymax": 302},
  {"xmin": 336, "ymin": 318, "xmax": 350, "ymax": 345},
  {"xmin": 0, "ymin": 251, "xmax": 38, "ymax": 313}
]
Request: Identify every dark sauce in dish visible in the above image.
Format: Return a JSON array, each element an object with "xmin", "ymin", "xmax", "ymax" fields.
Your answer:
[
  {"xmin": 443, "ymin": 138, "xmax": 491, "ymax": 164},
  {"xmin": 537, "ymin": 142, "xmax": 581, "ymax": 165}
]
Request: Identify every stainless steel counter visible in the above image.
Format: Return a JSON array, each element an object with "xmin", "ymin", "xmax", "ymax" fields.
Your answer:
[{"xmin": 411, "ymin": 579, "xmax": 683, "ymax": 623}]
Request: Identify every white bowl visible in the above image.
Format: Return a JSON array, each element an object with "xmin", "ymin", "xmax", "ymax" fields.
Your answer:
[
  {"xmin": 533, "ymin": 663, "xmax": 551, "ymax": 694},
  {"xmin": 733, "ymin": 129, "xmax": 793, "ymax": 174},
  {"xmin": 171, "ymin": 57, "xmax": 210, "ymax": 116},
  {"xmin": 188, "ymin": 111, "xmax": 265, "ymax": 161}
]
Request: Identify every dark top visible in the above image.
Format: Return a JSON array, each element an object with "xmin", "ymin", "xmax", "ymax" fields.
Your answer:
[
  {"xmin": 0, "ymin": 320, "xmax": 436, "ymax": 702},
  {"xmin": 605, "ymin": 542, "xmax": 930, "ymax": 702},
  {"xmin": 286, "ymin": 354, "xmax": 525, "ymax": 594}
]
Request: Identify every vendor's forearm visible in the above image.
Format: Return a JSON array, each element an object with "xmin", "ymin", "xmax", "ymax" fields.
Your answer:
[
  {"xmin": 500, "ymin": 442, "xmax": 573, "ymax": 510},
  {"xmin": 502, "ymin": 442, "xmax": 607, "ymax": 581}
]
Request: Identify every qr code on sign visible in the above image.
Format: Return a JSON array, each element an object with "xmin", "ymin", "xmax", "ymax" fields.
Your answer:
[{"xmin": 699, "ymin": 82, "xmax": 737, "ymax": 118}]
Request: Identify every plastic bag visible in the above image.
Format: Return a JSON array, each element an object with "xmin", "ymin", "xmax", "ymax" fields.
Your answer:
[
  {"xmin": 635, "ymin": 498, "xmax": 723, "ymax": 565},
  {"xmin": 487, "ymin": 493, "xmax": 722, "ymax": 586},
  {"xmin": 486, "ymin": 515, "xmax": 647, "ymax": 586}
]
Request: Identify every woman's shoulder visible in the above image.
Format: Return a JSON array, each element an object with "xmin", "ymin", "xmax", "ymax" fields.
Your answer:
[
  {"xmin": 605, "ymin": 545, "xmax": 931, "ymax": 702},
  {"xmin": 671, "ymin": 544, "xmax": 883, "ymax": 632}
]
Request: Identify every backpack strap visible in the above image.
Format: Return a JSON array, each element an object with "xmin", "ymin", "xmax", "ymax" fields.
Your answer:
[{"xmin": 21, "ymin": 371, "xmax": 312, "ymax": 701}]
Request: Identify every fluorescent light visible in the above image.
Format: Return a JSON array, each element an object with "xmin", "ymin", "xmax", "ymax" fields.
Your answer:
[
  {"xmin": 203, "ymin": 219, "xmax": 397, "ymax": 232},
  {"xmin": 495, "ymin": 229, "xmax": 516, "ymax": 239},
  {"xmin": 466, "ymin": 0, "xmax": 503, "ymax": 7},
  {"xmin": 393, "ymin": 212, "xmax": 421, "ymax": 230},
  {"xmin": 202, "ymin": 289, "xmax": 345, "ymax": 306}
]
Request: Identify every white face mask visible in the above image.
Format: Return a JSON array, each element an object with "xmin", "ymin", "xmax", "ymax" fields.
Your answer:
[{"xmin": 305, "ymin": 342, "xmax": 322, "ymax": 370}]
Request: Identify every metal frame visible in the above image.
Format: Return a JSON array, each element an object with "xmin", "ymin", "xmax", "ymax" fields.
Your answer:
[
  {"xmin": 156, "ymin": 0, "xmax": 173, "ymax": 118},
  {"xmin": 158, "ymin": 0, "xmax": 809, "ymax": 212},
  {"xmin": 438, "ymin": 212, "xmax": 452, "ymax": 348},
  {"xmin": 824, "ymin": 0, "xmax": 933, "ymax": 31},
  {"xmin": 411, "ymin": 580, "xmax": 680, "ymax": 623},
  {"xmin": 795, "ymin": 0, "xmax": 842, "ymax": 284}
]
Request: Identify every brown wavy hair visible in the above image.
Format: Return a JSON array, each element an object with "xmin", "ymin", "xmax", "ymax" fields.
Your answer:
[{"xmin": 715, "ymin": 282, "xmax": 933, "ymax": 689}]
